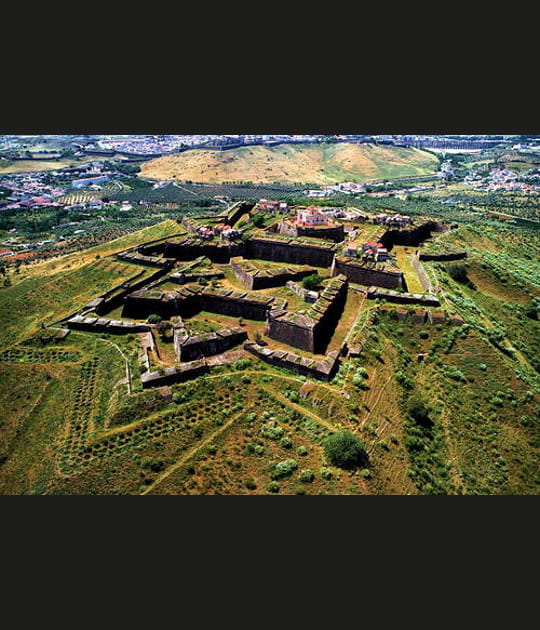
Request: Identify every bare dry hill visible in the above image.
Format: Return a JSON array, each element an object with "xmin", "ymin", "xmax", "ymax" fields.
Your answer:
[{"xmin": 140, "ymin": 143, "xmax": 440, "ymax": 185}]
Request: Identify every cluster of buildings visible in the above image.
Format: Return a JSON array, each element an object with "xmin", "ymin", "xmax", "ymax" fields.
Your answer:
[
  {"xmin": 343, "ymin": 241, "xmax": 389, "ymax": 262},
  {"xmin": 465, "ymin": 167, "xmax": 539, "ymax": 194},
  {"xmin": 296, "ymin": 207, "xmax": 333, "ymax": 227},
  {"xmin": 0, "ymin": 162, "xmax": 120, "ymax": 210},
  {"xmin": 192, "ymin": 222, "xmax": 241, "ymax": 242},
  {"xmin": 372, "ymin": 213, "xmax": 413, "ymax": 227},
  {"xmin": 257, "ymin": 199, "xmax": 289, "ymax": 213}
]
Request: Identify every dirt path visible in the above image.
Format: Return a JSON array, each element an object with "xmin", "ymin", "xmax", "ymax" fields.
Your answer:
[
  {"xmin": 140, "ymin": 413, "xmax": 241, "ymax": 495},
  {"xmin": 437, "ymin": 404, "xmax": 464, "ymax": 493},
  {"xmin": 261, "ymin": 386, "xmax": 338, "ymax": 433},
  {"xmin": 361, "ymin": 374, "xmax": 394, "ymax": 434}
]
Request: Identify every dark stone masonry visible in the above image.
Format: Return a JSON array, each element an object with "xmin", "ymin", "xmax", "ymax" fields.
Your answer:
[
  {"xmin": 332, "ymin": 257, "xmax": 405, "ymax": 290},
  {"xmin": 244, "ymin": 342, "xmax": 340, "ymax": 382},
  {"xmin": 230, "ymin": 257, "xmax": 316, "ymax": 290},
  {"xmin": 277, "ymin": 219, "xmax": 345, "ymax": 243},
  {"xmin": 175, "ymin": 327, "xmax": 248, "ymax": 362},
  {"xmin": 267, "ymin": 275, "xmax": 348, "ymax": 354},
  {"xmin": 366, "ymin": 287, "xmax": 440, "ymax": 306},
  {"xmin": 66, "ymin": 314, "xmax": 151, "ymax": 334},
  {"xmin": 245, "ymin": 236, "xmax": 337, "ymax": 268},
  {"xmin": 122, "ymin": 284, "xmax": 287, "ymax": 322}
]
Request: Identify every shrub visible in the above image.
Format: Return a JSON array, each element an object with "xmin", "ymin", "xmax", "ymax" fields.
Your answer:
[
  {"xmin": 294, "ymin": 485, "xmax": 306, "ymax": 495},
  {"xmin": 302, "ymin": 273, "xmax": 324, "ymax": 291},
  {"xmin": 298, "ymin": 469, "xmax": 315, "ymax": 483},
  {"xmin": 408, "ymin": 396, "xmax": 433, "ymax": 427},
  {"xmin": 245, "ymin": 478, "xmax": 257, "ymax": 490},
  {"xmin": 267, "ymin": 481, "xmax": 280, "ymax": 493},
  {"xmin": 147, "ymin": 314, "xmax": 162, "ymax": 324},
  {"xmin": 297, "ymin": 446, "xmax": 308, "ymax": 456},
  {"xmin": 280, "ymin": 437, "xmax": 293, "ymax": 449},
  {"xmin": 320, "ymin": 467, "xmax": 333, "ymax": 480},
  {"xmin": 323, "ymin": 431, "xmax": 368, "ymax": 470},
  {"xmin": 261, "ymin": 422, "xmax": 284, "ymax": 440},
  {"xmin": 269, "ymin": 459, "xmax": 298, "ymax": 480}
]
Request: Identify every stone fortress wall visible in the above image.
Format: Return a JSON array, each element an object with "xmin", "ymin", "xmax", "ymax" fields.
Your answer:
[
  {"xmin": 266, "ymin": 275, "xmax": 348, "ymax": 354},
  {"xmin": 230, "ymin": 257, "xmax": 316, "ymax": 290}
]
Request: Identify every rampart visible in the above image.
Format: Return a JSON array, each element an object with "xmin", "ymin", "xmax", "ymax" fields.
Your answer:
[
  {"xmin": 366, "ymin": 287, "xmax": 440, "ymax": 306},
  {"xmin": 227, "ymin": 202, "xmax": 256, "ymax": 227},
  {"xmin": 411, "ymin": 251, "xmax": 434, "ymax": 292},
  {"xmin": 116, "ymin": 251, "xmax": 174, "ymax": 269},
  {"xmin": 244, "ymin": 342, "xmax": 340, "ymax": 382},
  {"xmin": 230, "ymin": 257, "xmax": 316, "ymax": 290},
  {"xmin": 66, "ymin": 314, "xmax": 151, "ymax": 334},
  {"xmin": 267, "ymin": 275, "xmax": 348, "ymax": 354},
  {"xmin": 175, "ymin": 327, "xmax": 248, "ymax": 362},
  {"xmin": 156, "ymin": 237, "xmax": 243, "ymax": 263},
  {"xmin": 332, "ymin": 257, "xmax": 405, "ymax": 289},
  {"xmin": 380, "ymin": 221, "xmax": 448, "ymax": 249},
  {"xmin": 141, "ymin": 360, "xmax": 208, "ymax": 389},
  {"xmin": 277, "ymin": 220, "xmax": 345, "ymax": 243},
  {"xmin": 169, "ymin": 270, "xmax": 225, "ymax": 285},
  {"xmin": 93, "ymin": 267, "xmax": 170, "ymax": 316},
  {"xmin": 419, "ymin": 251, "xmax": 468, "ymax": 262},
  {"xmin": 245, "ymin": 236, "xmax": 336, "ymax": 268},
  {"xmin": 121, "ymin": 285, "xmax": 287, "ymax": 321}
]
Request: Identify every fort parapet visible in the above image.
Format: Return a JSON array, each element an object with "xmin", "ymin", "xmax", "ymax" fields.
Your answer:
[
  {"xmin": 230, "ymin": 257, "xmax": 316, "ymax": 290},
  {"xmin": 175, "ymin": 327, "xmax": 248, "ymax": 362},
  {"xmin": 267, "ymin": 274, "xmax": 348, "ymax": 354},
  {"xmin": 419, "ymin": 251, "xmax": 468, "ymax": 262},
  {"xmin": 277, "ymin": 220, "xmax": 345, "ymax": 243},
  {"xmin": 141, "ymin": 360, "xmax": 208, "ymax": 389},
  {"xmin": 142, "ymin": 237, "xmax": 243, "ymax": 264},
  {"xmin": 122, "ymin": 284, "xmax": 287, "ymax": 321},
  {"xmin": 332, "ymin": 256, "xmax": 405, "ymax": 289},
  {"xmin": 66, "ymin": 314, "xmax": 151, "ymax": 334},
  {"xmin": 380, "ymin": 221, "xmax": 449, "ymax": 249},
  {"xmin": 116, "ymin": 251, "xmax": 175, "ymax": 269},
  {"xmin": 245, "ymin": 236, "xmax": 336, "ymax": 268},
  {"xmin": 366, "ymin": 287, "xmax": 440, "ymax": 306},
  {"xmin": 244, "ymin": 342, "xmax": 340, "ymax": 382}
]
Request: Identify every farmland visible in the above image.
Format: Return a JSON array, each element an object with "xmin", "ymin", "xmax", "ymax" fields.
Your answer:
[{"xmin": 140, "ymin": 143, "xmax": 440, "ymax": 186}]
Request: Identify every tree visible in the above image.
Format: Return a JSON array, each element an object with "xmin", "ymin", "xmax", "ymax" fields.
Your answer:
[
  {"xmin": 324, "ymin": 431, "xmax": 368, "ymax": 470},
  {"xmin": 157, "ymin": 321, "xmax": 172, "ymax": 339},
  {"xmin": 408, "ymin": 396, "xmax": 433, "ymax": 428},
  {"xmin": 147, "ymin": 314, "xmax": 162, "ymax": 325},
  {"xmin": 252, "ymin": 214, "xmax": 265, "ymax": 228},
  {"xmin": 302, "ymin": 273, "xmax": 324, "ymax": 291}
]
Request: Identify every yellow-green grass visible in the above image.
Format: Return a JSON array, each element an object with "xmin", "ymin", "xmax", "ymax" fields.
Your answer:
[
  {"xmin": 0, "ymin": 220, "xmax": 183, "ymax": 343},
  {"xmin": 0, "ymin": 155, "xmax": 111, "ymax": 175},
  {"xmin": 140, "ymin": 143, "xmax": 440, "ymax": 186},
  {"xmin": 392, "ymin": 246, "xmax": 426, "ymax": 294}
]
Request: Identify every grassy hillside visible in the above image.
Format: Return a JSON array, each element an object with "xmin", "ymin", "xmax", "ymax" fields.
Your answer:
[
  {"xmin": 140, "ymin": 143, "xmax": 440, "ymax": 186},
  {"xmin": 0, "ymin": 216, "xmax": 537, "ymax": 495},
  {"xmin": 0, "ymin": 220, "xmax": 183, "ymax": 344}
]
